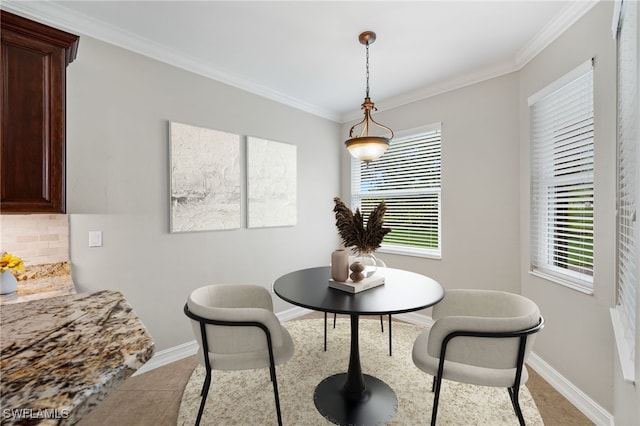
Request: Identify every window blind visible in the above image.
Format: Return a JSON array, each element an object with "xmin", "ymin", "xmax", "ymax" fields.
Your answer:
[
  {"xmin": 614, "ymin": 0, "xmax": 637, "ymax": 379},
  {"xmin": 351, "ymin": 125, "xmax": 441, "ymax": 257},
  {"xmin": 529, "ymin": 60, "xmax": 594, "ymax": 291}
]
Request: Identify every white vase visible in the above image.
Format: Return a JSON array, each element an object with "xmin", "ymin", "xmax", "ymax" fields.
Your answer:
[
  {"xmin": 0, "ymin": 270, "xmax": 18, "ymax": 295},
  {"xmin": 331, "ymin": 249, "xmax": 349, "ymax": 282}
]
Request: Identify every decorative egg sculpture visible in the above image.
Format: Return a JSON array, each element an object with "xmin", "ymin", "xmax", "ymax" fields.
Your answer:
[{"xmin": 349, "ymin": 261, "xmax": 365, "ymax": 283}]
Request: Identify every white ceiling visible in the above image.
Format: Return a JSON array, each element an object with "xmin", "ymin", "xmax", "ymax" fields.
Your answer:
[{"xmin": 3, "ymin": 1, "xmax": 599, "ymax": 122}]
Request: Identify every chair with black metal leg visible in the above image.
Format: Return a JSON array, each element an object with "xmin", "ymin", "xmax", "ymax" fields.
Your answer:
[
  {"xmin": 411, "ymin": 289, "xmax": 544, "ymax": 425},
  {"xmin": 184, "ymin": 284, "xmax": 294, "ymax": 426}
]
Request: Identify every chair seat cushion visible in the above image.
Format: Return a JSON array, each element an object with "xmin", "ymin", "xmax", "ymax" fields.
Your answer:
[
  {"xmin": 412, "ymin": 328, "xmax": 529, "ymax": 388},
  {"xmin": 198, "ymin": 324, "xmax": 295, "ymax": 371}
]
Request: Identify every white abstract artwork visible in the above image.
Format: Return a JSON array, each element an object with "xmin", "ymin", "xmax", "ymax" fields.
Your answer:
[
  {"xmin": 247, "ymin": 137, "xmax": 297, "ymax": 228},
  {"xmin": 170, "ymin": 122, "xmax": 240, "ymax": 233}
]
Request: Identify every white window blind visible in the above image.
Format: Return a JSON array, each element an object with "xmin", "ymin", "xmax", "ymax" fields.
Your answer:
[
  {"xmin": 612, "ymin": 0, "xmax": 637, "ymax": 383},
  {"xmin": 529, "ymin": 60, "xmax": 594, "ymax": 292},
  {"xmin": 351, "ymin": 124, "xmax": 441, "ymax": 258}
]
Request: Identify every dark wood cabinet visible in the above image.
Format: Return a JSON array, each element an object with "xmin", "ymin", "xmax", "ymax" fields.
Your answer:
[{"xmin": 1, "ymin": 11, "xmax": 78, "ymax": 213}]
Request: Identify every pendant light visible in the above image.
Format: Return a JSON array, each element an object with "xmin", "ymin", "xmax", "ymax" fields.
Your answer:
[{"xmin": 345, "ymin": 31, "xmax": 394, "ymax": 163}]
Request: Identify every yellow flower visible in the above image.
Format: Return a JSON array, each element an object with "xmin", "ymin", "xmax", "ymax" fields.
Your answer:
[{"xmin": 0, "ymin": 252, "xmax": 24, "ymax": 272}]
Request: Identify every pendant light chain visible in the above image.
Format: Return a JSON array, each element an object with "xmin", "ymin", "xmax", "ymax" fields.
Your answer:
[
  {"xmin": 365, "ymin": 42, "xmax": 370, "ymax": 99},
  {"xmin": 345, "ymin": 30, "xmax": 393, "ymax": 163}
]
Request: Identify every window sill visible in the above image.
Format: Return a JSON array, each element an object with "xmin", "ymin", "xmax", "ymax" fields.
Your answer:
[
  {"xmin": 610, "ymin": 308, "xmax": 636, "ymax": 384},
  {"xmin": 377, "ymin": 245, "xmax": 441, "ymax": 259},
  {"xmin": 529, "ymin": 270, "xmax": 593, "ymax": 295}
]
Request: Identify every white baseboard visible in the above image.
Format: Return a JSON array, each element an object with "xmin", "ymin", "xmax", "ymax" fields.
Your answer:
[
  {"xmin": 134, "ymin": 310, "xmax": 613, "ymax": 426},
  {"xmin": 395, "ymin": 311, "xmax": 435, "ymax": 327},
  {"xmin": 527, "ymin": 353, "xmax": 614, "ymax": 426},
  {"xmin": 133, "ymin": 340, "xmax": 198, "ymax": 376},
  {"xmin": 277, "ymin": 306, "xmax": 312, "ymax": 322}
]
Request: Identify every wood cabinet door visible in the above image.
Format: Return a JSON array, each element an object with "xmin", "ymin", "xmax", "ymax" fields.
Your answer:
[{"xmin": 0, "ymin": 11, "xmax": 78, "ymax": 213}]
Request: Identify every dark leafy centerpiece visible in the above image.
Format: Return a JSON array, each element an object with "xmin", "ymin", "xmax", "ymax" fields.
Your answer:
[{"xmin": 333, "ymin": 197, "xmax": 391, "ymax": 254}]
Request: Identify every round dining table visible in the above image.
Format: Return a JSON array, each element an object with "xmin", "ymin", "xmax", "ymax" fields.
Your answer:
[{"xmin": 273, "ymin": 266, "xmax": 444, "ymax": 425}]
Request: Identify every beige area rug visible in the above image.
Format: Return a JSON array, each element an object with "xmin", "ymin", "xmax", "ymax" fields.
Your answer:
[{"xmin": 178, "ymin": 318, "xmax": 543, "ymax": 425}]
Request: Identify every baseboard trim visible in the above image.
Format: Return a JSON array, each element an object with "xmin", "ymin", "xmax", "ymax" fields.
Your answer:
[
  {"xmin": 395, "ymin": 311, "xmax": 435, "ymax": 327},
  {"xmin": 133, "ymin": 340, "xmax": 198, "ymax": 376},
  {"xmin": 277, "ymin": 306, "xmax": 313, "ymax": 322},
  {"xmin": 526, "ymin": 353, "xmax": 614, "ymax": 426},
  {"xmin": 135, "ymin": 310, "xmax": 613, "ymax": 426}
]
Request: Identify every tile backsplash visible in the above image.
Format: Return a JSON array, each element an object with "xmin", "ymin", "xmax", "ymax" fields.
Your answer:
[{"xmin": 0, "ymin": 214, "xmax": 69, "ymax": 265}]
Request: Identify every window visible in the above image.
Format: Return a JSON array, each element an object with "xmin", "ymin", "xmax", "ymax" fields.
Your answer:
[
  {"xmin": 611, "ymin": 0, "xmax": 637, "ymax": 383},
  {"xmin": 351, "ymin": 124, "xmax": 441, "ymax": 258},
  {"xmin": 529, "ymin": 60, "xmax": 594, "ymax": 292}
]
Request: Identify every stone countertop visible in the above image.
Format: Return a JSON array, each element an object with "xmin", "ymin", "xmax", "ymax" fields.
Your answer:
[
  {"xmin": 0, "ymin": 290, "xmax": 155, "ymax": 425},
  {"xmin": 1, "ymin": 262, "xmax": 76, "ymax": 305}
]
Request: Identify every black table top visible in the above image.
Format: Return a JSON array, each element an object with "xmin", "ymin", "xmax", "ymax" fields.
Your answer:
[{"xmin": 273, "ymin": 266, "xmax": 444, "ymax": 315}]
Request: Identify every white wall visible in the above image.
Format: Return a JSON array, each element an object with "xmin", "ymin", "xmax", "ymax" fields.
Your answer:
[
  {"xmin": 519, "ymin": 1, "xmax": 617, "ymax": 414},
  {"xmin": 65, "ymin": 37, "xmax": 341, "ymax": 351},
  {"xmin": 341, "ymin": 72, "xmax": 522, "ymax": 300}
]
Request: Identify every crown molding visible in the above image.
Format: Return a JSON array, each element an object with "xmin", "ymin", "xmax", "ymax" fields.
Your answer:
[
  {"xmin": 343, "ymin": 1, "xmax": 602, "ymax": 123},
  {"xmin": 340, "ymin": 58, "xmax": 519, "ymax": 123},
  {"xmin": 515, "ymin": 0, "xmax": 600, "ymax": 67},
  {"xmin": 2, "ymin": 0, "xmax": 600, "ymax": 125},
  {"xmin": 0, "ymin": 1, "xmax": 341, "ymax": 123}
]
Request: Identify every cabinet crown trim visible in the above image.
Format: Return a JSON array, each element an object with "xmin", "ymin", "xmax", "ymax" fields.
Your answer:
[{"xmin": 1, "ymin": 10, "xmax": 79, "ymax": 65}]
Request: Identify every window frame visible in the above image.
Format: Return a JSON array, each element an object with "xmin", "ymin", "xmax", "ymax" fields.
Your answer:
[
  {"xmin": 528, "ymin": 59, "xmax": 595, "ymax": 294},
  {"xmin": 610, "ymin": 0, "xmax": 638, "ymax": 384},
  {"xmin": 350, "ymin": 123, "xmax": 442, "ymax": 259}
]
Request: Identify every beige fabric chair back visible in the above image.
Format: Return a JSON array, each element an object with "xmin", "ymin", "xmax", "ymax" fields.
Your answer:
[
  {"xmin": 427, "ymin": 289, "xmax": 540, "ymax": 369},
  {"xmin": 188, "ymin": 284, "xmax": 284, "ymax": 355}
]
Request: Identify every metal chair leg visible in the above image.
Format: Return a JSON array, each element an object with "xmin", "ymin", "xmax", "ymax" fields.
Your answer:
[
  {"xmin": 508, "ymin": 386, "xmax": 526, "ymax": 426},
  {"xmin": 324, "ymin": 312, "xmax": 328, "ymax": 351},
  {"xmin": 388, "ymin": 314, "xmax": 392, "ymax": 356},
  {"xmin": 326, "ymin": 313, "xmax": 392, "ymax": 356},
  {"xmin": 195, "ymin": 369, "xmax": 212, "ymax": 426},
  {"xmin": 431, "ymin": 375, "xmax": 443, "ymax": 426},
  {"xmin": 270, "ymin": 364, "xmax": 283, "ymax": 426}
]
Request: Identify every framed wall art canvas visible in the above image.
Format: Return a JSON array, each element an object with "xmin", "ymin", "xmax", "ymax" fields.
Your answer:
[
  {"xmin": 169, "ymin": 122, "xmax": 241, "ymax": 233},
  {"xmin": 246, "ymin": 136, "xmax": 297, "ymax": 228}
]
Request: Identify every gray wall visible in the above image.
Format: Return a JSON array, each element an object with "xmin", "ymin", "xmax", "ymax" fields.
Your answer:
[
  {"xmin": 519, "ymin": 1, "xmax": 617, "ymax": 414},
  {"xmin": 341, "ymin": 72, "xmax": 522, "ymax": 304},
  {"xmin": 66, "ymin": 37, "xmax": 341, "ymax": 351}
]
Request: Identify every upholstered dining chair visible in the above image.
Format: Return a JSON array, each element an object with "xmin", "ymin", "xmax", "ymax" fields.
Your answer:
[
  {"xmin": 411, "ymin": 289, "xmax": 544, "ymax": 426},
  {"xmin": 184, "ymin": 284, "xmax": 294, "ymax": 426}
]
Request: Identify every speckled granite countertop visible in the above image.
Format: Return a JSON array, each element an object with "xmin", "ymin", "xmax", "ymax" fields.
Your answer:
[
  {"xmin": 0, "ymin": 290, "xmax": 155, "ymax": 425},
  {"xmin": 1, "ymin": 262, "xmax": 76, "ymax": 305}
]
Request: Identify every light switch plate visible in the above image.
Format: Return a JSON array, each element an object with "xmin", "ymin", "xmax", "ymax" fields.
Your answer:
[{"xmin": 89, "ymin": 231, "xmax": 103, "ymax": 247}]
